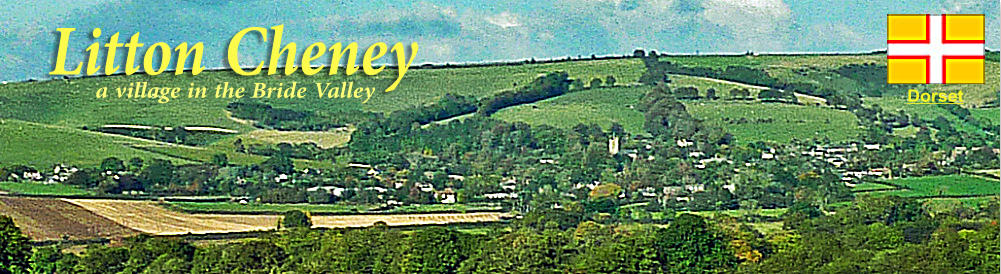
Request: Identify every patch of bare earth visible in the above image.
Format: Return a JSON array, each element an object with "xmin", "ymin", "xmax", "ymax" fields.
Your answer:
[
  {"xmin": 0, "ymin": 197, "xmax": 138, "ymax": 241},
  {"xmin": 66, "ymin": 199, "xmax": 508, "ymax": 235}
]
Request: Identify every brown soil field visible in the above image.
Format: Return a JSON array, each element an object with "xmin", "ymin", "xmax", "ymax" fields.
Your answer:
[
  {"xmin": 0, "ymin": 197, "xmax": 138, "ymax": 241},
  {"xmin": 66, "ymin": 199, "xmax": 508, "ymax": 235}
]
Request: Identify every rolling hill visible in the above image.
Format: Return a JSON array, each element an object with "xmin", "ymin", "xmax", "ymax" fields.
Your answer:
[
  {"xmin": 0, "ymin": 53, "xmax": 997, "ymax": 167},
  {"xmin": 659, "ymin": 54, "xmax": 1000, "ymax": 107}
]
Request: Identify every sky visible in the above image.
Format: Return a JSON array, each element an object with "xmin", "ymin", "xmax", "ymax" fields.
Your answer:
[{"xmin": 0, "ymin": 0, "xmax": 997, "ymax": 81}]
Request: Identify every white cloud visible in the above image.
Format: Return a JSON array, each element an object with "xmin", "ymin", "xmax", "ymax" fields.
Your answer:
[
  {"xmin": 701, "ymin": 0, "xmax": 792, "ymax": 50},
  {"xmin": 939, "ymin": 0, "xmax": 981, "ymax": 13},
  {"xmin": 485, "ymin": 12, "xmax": 522, "ymax": 28}
]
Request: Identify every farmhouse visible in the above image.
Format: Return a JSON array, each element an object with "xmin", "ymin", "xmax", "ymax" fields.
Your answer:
[
  {"xmin": 483, "ymin": 192, "xmax": 518, "ymax": 200},
  {"xmin": 324, "ymin": 186, "xmax": 350, "ymax": 197},
  {"xmin": 436, "ymin": 188, "xmax": 456, "ymax": 204}
]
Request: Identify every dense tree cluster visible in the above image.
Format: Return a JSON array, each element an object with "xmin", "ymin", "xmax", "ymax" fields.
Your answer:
[
  {"xmin": 18, "ymin": 214, "xmax": 741, "ymax": 273},
  {"xmin": 639, "ymin": 56, "xmax": 777, "ymax": 89},
  {"xmin": 0, "ymin": 216, "xmax": 30, "ymax": 273},
  {"xmin": 478, "ymin": 72, "xmax": 571, "ymax": 115},
  {"xmin": 640, "ymin": 84, "xmax": 701, "ymax": 139},
  {"xmin": 635, "ymin": 52, "xmax": 918, "ymax": 107},
  {"xmin": 93, "ymin": 126, "xmax": 223, "ymax": 146},
  {"xmin": 833, "ymin": 63, "xmax": 898, "ymax": 96},
  {"xmin": 226, "ymin": 101, "xmax": 379, "ymax": 131},
  {"xmin": 1, "ymin": 50, "xmax": 999, "ymax": 273},
  {"xmin": 384, "ymin": 94, "xmax": 478, "ymax": 130},
  {"xmin": 237, "ymin": 140, "xmax": 335, "ymax": 160},
  {"xmin": 757, "ymin": 89, "xmax": 798, "ymax": 103},
  {"xmin": 9, "ymin": 195, "xmax": 996, "ymax": 273},
  {"xmin": 763, "ymin": 196, "xmax": 999, "ymax": 272}
]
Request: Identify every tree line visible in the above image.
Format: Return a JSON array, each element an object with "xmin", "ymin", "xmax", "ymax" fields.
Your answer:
[{"xmin": 3, "ymin": 195, "xmax": 996, "ymax": 273}]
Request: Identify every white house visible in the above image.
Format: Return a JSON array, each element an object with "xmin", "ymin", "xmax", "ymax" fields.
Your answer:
[
  {"xmin": 437, "ymin": 188, "xmax": 456, "ymax": 204},
  {"xmin": 275, "ymin": 174, "xmax": 290, "ymax": 183},
  {"xmin": 676, "ymin": 139, "xmax": 694, "ymax": 147},
  {"xmin": 348, "ymin": 163, "xmax": 373, "ymax": 169},
  {"xmin": 761, "ymin": 152, "xmax": 775, "ymax": 160},
  {"xmin": 484, "ymin": 193, "xmax": 518, "ymax": 199}
]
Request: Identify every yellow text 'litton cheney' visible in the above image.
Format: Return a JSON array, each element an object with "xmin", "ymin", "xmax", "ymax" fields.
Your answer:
[{"xmin": 49, "ymin": 25, "xmax": 418, "ymax": 92}]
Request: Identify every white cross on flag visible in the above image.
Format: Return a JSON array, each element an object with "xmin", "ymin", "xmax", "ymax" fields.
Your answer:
[{"xmin": 887, "ymin": 14, "xmax": 984, "ymax": 84}]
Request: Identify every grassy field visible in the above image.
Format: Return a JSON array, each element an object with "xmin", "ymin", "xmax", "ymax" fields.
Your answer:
[
  {"xmin": 774, "ymin": 61, "xmax": 1000, "ymax": 107},
  {"xmin": 864, "ymin": 97, "xmax": 997, "ymax": 135},
  {"xmin": 139, "ymin": 145, "xmax": 334, "ymax": 170},
  {"xmin": 659, "ymin": 54, "xmax": 1000, "ymax": 106},
  {"xmin": 493, "ymin": 85, "xmax": 648, "ymax": 134},
  {"xmin": 0, "ymin": 58, "xmax": 642, "ymax": 168},
  {"xmin": 0, "ymin": 59, "xmax": 643, "ymax": 131},
  {"xmin": 0, "ymin": 181, "xmax": 92, "ymax": 196},
  {"xmin": 0, "ymin": 118, "xmax": 332, "ymax": 169},
  {"xmin": 12, "ymin": 53, "xmax": 989, "ymax": 132},
  {"xmin": 971, "ymin": 108, "xmax": 1001, "ymax": 126},
  {"xmin": 2, "ymin": 54, "xmax": 995, "ymax": 168},
  {"xmin": 891, "ymin": 125, "xmax": 921, "ymax": 138},
  {"xmin": 686, "ymin": 101, "xmax": 862, "ymax": 144},
  {"xmin": 659, "ymin": 54, "xmax": 884, "ymax": 69},
  {"xmin": 208, "ymin": 128, "xmax": 353, "ymax": 150},
  {"xmin": 0, "ymin": 119, "xmax": 195, "ymax": 167},
  {"xmin": 668, "ymin": 74, "xmax": 766, "ymax": 96},
  {"xmin": 494, "ymin": 84, "xmax": 863, "ymax": 144},
  {"xmin": 865, "ymin": 175, "xmax": 1000, "ymax": 198},
  {"xmin": 850, "ymin": 182, "xmax": 898, "ymax": 192}
]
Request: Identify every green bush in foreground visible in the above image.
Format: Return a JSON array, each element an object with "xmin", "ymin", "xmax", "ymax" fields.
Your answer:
[
  {"xmin": 281, "ymin": 210, "xmax": 312, "ymax": 229},
  {"xmin": 0, "ymin": 215, "xmax": 31, "ymax": 273}
]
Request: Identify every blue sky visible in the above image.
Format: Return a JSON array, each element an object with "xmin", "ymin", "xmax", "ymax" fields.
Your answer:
[{"xmin": 0, "ymin": 0, "xmax": 997, "ymax": 81}]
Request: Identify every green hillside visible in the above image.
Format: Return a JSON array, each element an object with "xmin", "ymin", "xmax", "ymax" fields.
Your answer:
[
  {"xmin": 865, "ymin": 97, "xmax": 999, "ymax": 135},
  {"xmin": 659, "ymin": 54, "xmax": 1000, "ymax": 106},
  {"xmin": 493, "ymin": 85, "xmax": 648, "ymax": 134},
  {"xmin": 0, "ymin": 118, "xmax": 332, "ymax": 169},
  {"xmin": 0, "ymin": 119, "xmax": 194, "ymax": 167},
  {"xmin": 493, "ymin": 84, "xmax": 862, "ymax": 144},
  {"xmin": 0, "ymin": 58, "xmax": 643, "ymax": 130},
  {"xmin": 0, "ymin": 54, "xmax": 996, "ymax": 167},
  {"xmin": 687, "ymin": 102, "xmax": 861, "ymax": 144},
  {"xmin": 865, "ymin": 175, "xmax": 1000, "ymax": 198}
]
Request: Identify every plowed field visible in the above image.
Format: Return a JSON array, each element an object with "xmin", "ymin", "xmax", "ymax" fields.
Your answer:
[
  {"xmin": 66, "ymin": 199, "xmax": 508, "ymax": 235},
  {"xmin": 0, "ymin": 197, "xmax": 138, "ymax": 241},
  {"xmin": 0, "ymin": 197, "xmax": 508, "ymax": 240}
]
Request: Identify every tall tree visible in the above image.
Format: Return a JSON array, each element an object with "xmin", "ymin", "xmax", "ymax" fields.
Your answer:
[
  {"xmin": 403, "ymin": 227, "xmax": 477, "ymax": 273},
  {"xmin": 282, "ymin": 210, "xmax": 312, "ymax": 229},
  {"xmin": 262, "ymin": 155, "xmax": 295, "ymax": 174},
  {"xmin": 100, "ymin": 157, "xmax": 125, "ymax": 172},
  {"xmin": 141, "ymin": 159, "xmax": 175, "ymax": 187},
  {"xmin": 657, "ymin": 214, "xmax": 736, "ymax": 272},
  {"xmin": 0, "ymin": 215, "xmax": 30, "ymax": 273}
]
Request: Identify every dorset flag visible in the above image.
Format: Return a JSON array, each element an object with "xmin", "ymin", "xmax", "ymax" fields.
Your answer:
[{"xmin": 887, "ymin": 14, "xmax": 984, "ymax": 84}]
